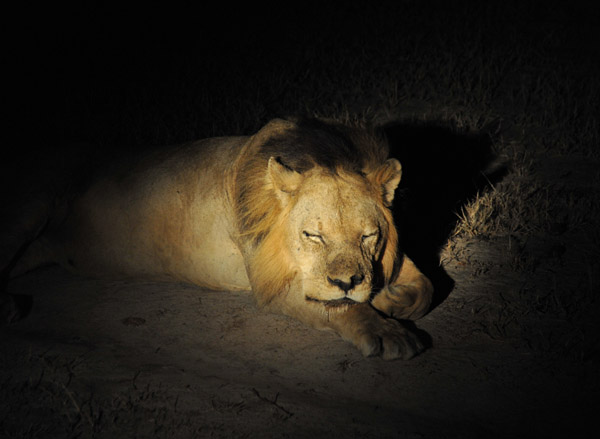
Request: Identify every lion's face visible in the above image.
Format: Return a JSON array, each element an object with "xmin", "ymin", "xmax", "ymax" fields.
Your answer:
[
  {"xmin": 242, "ymin": 135, "xmax": 402, "ymax": 307},
  {"xmin": 284, "ymin": 169, "xmax": 390, "ymax": 304}
]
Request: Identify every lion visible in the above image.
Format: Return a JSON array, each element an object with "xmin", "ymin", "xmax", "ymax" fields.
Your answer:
[{"xmin": 0, "ymin": 118, "xmax": 433, "ymax": 360}]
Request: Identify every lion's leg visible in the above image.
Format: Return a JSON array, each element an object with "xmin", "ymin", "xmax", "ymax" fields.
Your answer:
[
  {"xmin": 0, "ymin": 196, "xmax": 52, "ymax": 325},
  {"xmin": 327, "ymin": 303, "xmax": 425, "ymax": 360},
  {"xmin": 371, "ymin": 254, "xmax": 433, "ymax": 321},
  {"xmin": 0, "ymin": 239, "xmax": 36, "ymax": 325},
  {"xmin": 270, "ymin": 293, "xmax": 425, "ymax": 360}
]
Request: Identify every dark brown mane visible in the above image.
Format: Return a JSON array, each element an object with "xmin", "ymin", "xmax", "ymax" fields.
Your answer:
[{"xmin": 260, "ymin": 118, "xmax": 389, "ymax": 175}]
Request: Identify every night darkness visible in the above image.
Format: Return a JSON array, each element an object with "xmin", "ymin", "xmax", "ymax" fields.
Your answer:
[{"xmin": 2, "ymin": 1, "xmax": 600, "ymax": 437}]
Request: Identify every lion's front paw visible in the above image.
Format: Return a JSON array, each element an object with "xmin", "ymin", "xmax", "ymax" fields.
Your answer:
[
  {"xmin": 353, "ymin": 317, "xmax": 424, "ymax": 360},
  {"xmin": 0, "ymin": 293, "xmax": 31, "ymax": 326},
  {"xmin": 371, "ymin": 282, "xmax": 433, "ymax": 321}
]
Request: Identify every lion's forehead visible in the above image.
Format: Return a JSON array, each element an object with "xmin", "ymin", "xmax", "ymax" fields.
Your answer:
[
  {"xmin": 292, "ymin": 173, "xmax": 383, "ymax": 234},
  {"xmin": 298, "ymin": 170, "xmax": 374, "ymax": 199}
]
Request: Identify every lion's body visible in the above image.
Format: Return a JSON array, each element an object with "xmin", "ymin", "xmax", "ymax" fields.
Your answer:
[
  {"xmin": 2, "ymin": 118, "xmax": 433, "ymax": 359},
  {"xmin": 50, "ymin": 136, "xmax": 251, "ymax": 291}
]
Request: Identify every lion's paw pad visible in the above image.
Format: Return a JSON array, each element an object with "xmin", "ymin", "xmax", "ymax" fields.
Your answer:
[{"xmin": 357, "ymin": 320, "xmax": 424, "ymax": 360}]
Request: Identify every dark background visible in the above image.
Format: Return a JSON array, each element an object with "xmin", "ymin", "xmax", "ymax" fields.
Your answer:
[
  {"xmin": 2, "ymin": 1, "xmax": 600, "ymax": 437},
  {"xmin": 7, "ymin": 1, "xmax": 596, "ymax": 149}
]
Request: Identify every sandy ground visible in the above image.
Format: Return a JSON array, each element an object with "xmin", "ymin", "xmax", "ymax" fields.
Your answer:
[{"xmin": 0, "ymin": 246, "xmax": 594, "ymax": 438}]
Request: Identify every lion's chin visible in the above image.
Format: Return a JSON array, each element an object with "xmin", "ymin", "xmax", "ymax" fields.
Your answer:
[{"xmin": 305, "ymin": 296, "xmax": 362, "ymax": 308}]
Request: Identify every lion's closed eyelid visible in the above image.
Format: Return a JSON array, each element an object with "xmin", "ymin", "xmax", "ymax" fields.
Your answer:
[
  {"xmin": 302, "ymin": 231, "xmax": 324, "ymax": 243},
  {"xmin": 362, "ymin": 230, "xmax": 379, "ymax": 239}
]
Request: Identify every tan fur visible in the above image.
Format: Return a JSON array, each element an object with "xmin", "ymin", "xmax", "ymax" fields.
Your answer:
[
  {"xmin": 246, "ymin": 207, "xmax": 297, "ymax": 306},
  {"xmin": 4, "ymin": 118, "xmax": 433, "ymax": 359},
  {"xmin": 378, "ymin": 188, "xmax": 399, "ymax": 283}
]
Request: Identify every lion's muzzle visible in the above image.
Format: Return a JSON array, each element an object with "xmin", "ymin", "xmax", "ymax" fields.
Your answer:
[{"xmin": 327, "ymin": 273, "xmax": 364, "ymax": 293}]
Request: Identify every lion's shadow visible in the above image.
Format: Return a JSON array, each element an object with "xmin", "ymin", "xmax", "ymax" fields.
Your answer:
[{"xmin": 382, "ymin": 121, "xmax": 506, "ymax": 310}]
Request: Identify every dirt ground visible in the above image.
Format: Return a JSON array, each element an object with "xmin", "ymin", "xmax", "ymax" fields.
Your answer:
[
  {"xmin": 2, "ymin": 1, "xmax": 600, "ymax": 438},
  {"xmin": 0, "ymin": 251, "xmax": 593, "ymax": 438}
]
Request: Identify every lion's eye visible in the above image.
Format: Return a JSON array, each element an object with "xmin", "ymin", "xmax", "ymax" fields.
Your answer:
[
  {"xmin": 362, "ymin": 231, "xmax": 379, "ymax": 242},
  {"xmin": 303, "ymin": 231, "xmax": 324, "ymax": 244}
]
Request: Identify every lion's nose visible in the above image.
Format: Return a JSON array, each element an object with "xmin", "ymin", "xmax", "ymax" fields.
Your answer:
[{"xmin": 327, "ymin": 273, "xmax": 364, "ymax": 293}]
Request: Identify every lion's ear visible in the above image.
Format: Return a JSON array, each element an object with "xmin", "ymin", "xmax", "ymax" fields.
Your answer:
[
  {"xmin": 369, "ymin": 158, "xmax": 402, "ymax": 206},
  {"xmin": 268, "ymin": 157, "xmax": 303, "ymax": 202}
]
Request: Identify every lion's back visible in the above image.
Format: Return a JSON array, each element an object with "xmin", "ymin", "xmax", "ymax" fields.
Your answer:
[{"xmin": 34, "ymin": 136, "xmax": 251, "ymax": 288}]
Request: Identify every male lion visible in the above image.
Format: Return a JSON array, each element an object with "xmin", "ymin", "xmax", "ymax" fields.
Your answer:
[{"xmin": 1, "ymin": 118, "xmax": 433, "ymax": 360}]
